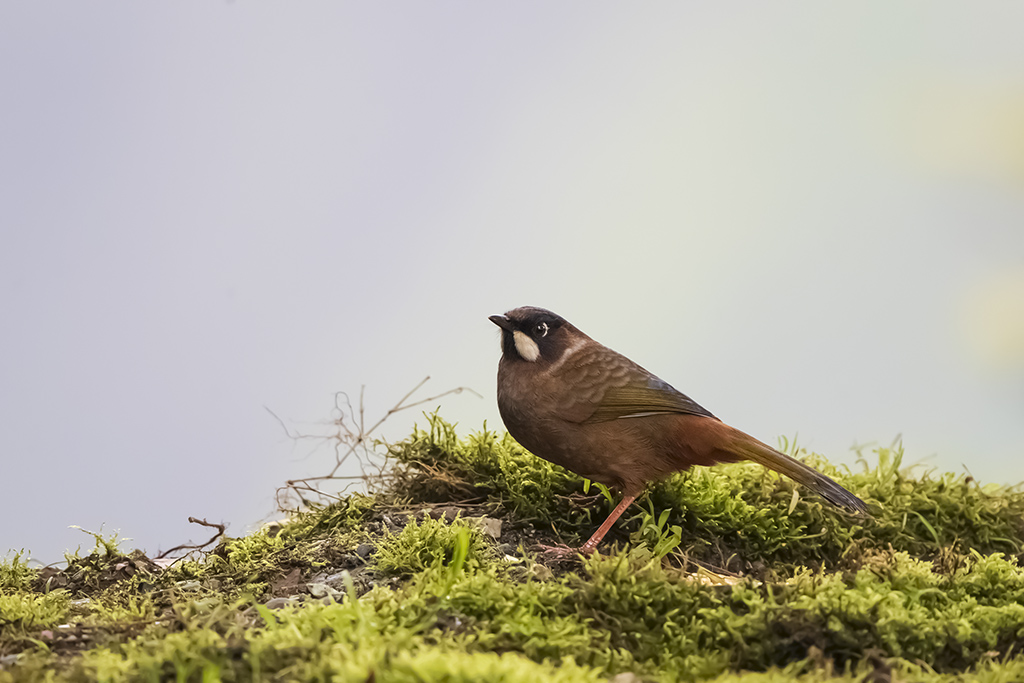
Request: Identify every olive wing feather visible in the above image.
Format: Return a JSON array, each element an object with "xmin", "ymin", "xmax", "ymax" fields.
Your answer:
[
  {"xmin": 555, "ymin": 345, "xmax": 716, "ymax": 423},
  {"xmin": 585, "ymin": 377, "xmax": 716, "ymax": 422}
]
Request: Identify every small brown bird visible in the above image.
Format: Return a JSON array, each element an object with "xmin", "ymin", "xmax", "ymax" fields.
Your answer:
[{"xmin": 489, "ymin": 306, "xmax": 868, "ymax": 554}]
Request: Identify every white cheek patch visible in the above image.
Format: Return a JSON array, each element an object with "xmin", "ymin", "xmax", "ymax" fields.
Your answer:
[{"xmin": 513, "ymin": 330, "xmax": 540, "ymax": 362}]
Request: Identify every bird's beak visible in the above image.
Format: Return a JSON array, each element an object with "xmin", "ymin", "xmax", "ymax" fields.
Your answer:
[{"xmin": 489, "ymin": 314, "xmax": 514, "ymax": 332}]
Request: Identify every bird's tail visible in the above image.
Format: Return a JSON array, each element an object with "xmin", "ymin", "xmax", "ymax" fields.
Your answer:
[{"xmin": 729, "ymin": 432, "xmax": 869, "ymax": 514}]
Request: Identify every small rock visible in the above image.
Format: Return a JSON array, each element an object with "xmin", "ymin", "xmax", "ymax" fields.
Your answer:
[
  {"xmin": 269, "ymin": 567, "xmax": 304, "ymax": 595},
  {"xmin": 355, "ymin": 543, "xmax": 374, "ymax": 559},
  {"xmin": 609, "ymin": 674, "xmax": 644, "ymax": 683},
  {"xmin": 261, "ymin": 520, "xmax": 286, "ymax": 537},
  {"xmin": 263, "ymin": 597, "xmax": 297, "ymax": 610},
  {"xmin": 430, "ymin": 506, "xmax": 462, "ymax": 522},
  {"xmin": 151, "ymin": 557, "xmax": 178, "ymax": 570},
  {"xmin": 307, "ymin": 582, "xmax": 342, "ymax": 600},
  {"xmin": 330, "ymin": 554, "xmax": 359, "ymax": 569},
  {"xmin": 307, "ymin": 583, "xmax": 330, "ymax": 599},
  {"xmin": 466, "ymin": 517, "xmax": 503, "ymax": 541},
  {"xmin": 531, "ymin": 564, "xmax": 553, "ymax": 581}
]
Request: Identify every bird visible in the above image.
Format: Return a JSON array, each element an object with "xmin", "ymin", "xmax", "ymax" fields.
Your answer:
[{"xmin": 489, "ymin": 306, "xmax": 868, "ymax": 555}]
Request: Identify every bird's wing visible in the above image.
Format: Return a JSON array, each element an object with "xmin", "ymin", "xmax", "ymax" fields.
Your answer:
[
  {"xmin": 555, "ymin": 346, "xmax": 716, "ymax": 423},
  {"xmin": 585, "ymin": 376, "xmax": 716, "ymax": 422}
]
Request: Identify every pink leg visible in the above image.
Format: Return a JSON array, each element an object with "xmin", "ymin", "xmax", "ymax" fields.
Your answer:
[{"xmin": 579, "ymin": 492, "xmax": 638, "ymax": 555}]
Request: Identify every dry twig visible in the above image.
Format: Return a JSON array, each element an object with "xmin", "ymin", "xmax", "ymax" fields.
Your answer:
[
  {"xmin": 270, "ymin": 377, "xmax": 479, "ymax": 512},
  {"xmin": 155, "ymin": 517, "xmax": 227, "ymax": 561}
]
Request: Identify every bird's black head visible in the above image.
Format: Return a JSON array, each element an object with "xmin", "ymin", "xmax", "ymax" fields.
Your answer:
[{"xmin": 488, "ymin": 306, "xmax": 580, "ymax": 364}]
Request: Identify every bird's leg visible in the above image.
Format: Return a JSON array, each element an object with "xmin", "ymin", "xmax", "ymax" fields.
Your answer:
[
  {"xmin": 579, "ymin": 492, "xmax": 638, "ymax": 555},
  {"xmin": 532, "ymin": 492, "xmax": 639, "ymax": 560}
]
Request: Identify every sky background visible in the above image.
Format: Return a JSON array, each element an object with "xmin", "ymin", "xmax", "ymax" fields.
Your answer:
[{"xmin": 2, "ymin": 3, "xmax": 1023, "ymax": 564}]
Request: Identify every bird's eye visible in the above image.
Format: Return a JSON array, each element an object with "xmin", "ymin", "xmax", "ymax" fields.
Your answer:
[{"xmin": 534, "ymin": 322, "xmax": 549, "ymax": 337}]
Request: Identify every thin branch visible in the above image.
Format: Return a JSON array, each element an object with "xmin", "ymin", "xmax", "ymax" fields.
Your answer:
[
  {"xmin": 155, "ymin": 517, "xmax": 226, "ymax": 560},
  {"xmin": 271, "ymin": 377, "xmax": 479, "ymax": 513}
]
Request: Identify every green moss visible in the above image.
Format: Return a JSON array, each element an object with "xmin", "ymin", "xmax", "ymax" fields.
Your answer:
[
  {"xmin": 78, "ymin": 592, "xmax": 158, "ymax": 627},
  {"xmin": 0, "ymin": 553, "xmax": 35, "ymax": 594},
  {"xmin": 0, "ymin": 591, "xmax": 70, "ymax": 630},
  {"xmin": 389, "ymin": 415, "xmax": 581, "ymax": 521},
  {"xmin": 159, "ymin": 494, "xmax": 378, "ymax": 599},
  {"xmin": 33, "ymin": 585, "xmax": 600, "ymax": 683},
  {"xmin": 374, "ymin": 514, "xmax": 493, "ymax": 576},
  {"xmin": 390, "ymin": 416, "xmax": 1024, "ymax": 575},
  {"xmin": 3, "ymin": 415, "xmax": 1024, "ymax": 683}
]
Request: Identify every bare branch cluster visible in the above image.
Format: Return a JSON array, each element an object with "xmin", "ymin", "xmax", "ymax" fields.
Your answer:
[
  {"xmin": 270, "ymin": 377, "xmax": 479, "ymax": 513},
  {"xmin": 154, "ymin": 517, "xmax": 226, "ymax": 564}
]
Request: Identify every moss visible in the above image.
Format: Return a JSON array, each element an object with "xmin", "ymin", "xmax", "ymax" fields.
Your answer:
[
  {"xmin": 374, "ymin": 513, "xmax": 494, "ymax": 576},
  {"xmin": 156, "ymin": 493, "xmax": 379, "ymax": 602},
  {"xmin": 3, "ymin": 415, "xmax": 1024, "ymax": 683},
  {"xmin": 388, "ymin": 416, "xmax": 582, "ymax": 521},
  {"xmin": 0, "ymin": 554, "xmax": 35, "ymax": 594},
  {"xmin": 0, "ymin": 591, "xmax": 70, "ymax": 630},
  {"xmin": 390, "ymin": 416, "xmax": 1024, "ymax": 575}
]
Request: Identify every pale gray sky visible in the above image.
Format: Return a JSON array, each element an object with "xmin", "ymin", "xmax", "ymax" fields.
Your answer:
[{"xmin": 2, "ymin": 3, "xmax": 1023, "ymax": 563}]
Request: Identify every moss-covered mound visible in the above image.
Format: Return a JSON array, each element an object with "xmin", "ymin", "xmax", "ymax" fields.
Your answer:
[{"xmin": 2, "ymin": 414, "xmax": 1024, "ymax": 682}]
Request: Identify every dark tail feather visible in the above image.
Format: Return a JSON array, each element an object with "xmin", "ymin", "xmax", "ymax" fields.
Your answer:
[{"xmin": 730, "ymin": 434, "xmax": 869, "ymax": 514}]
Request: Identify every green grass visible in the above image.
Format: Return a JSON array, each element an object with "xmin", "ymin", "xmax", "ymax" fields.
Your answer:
[{"xmin": 2, "ymin": 414, "xmax": 1024, "ymax": 682}]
